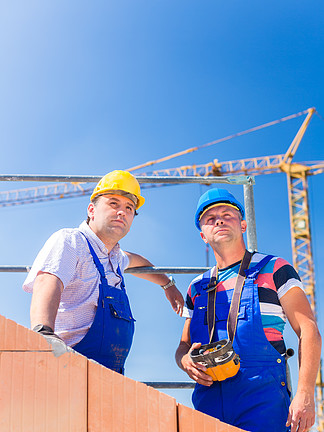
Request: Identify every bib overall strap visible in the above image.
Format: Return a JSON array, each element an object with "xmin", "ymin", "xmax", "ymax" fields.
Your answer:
[
  {"xmin": 227, "ymin": 250, "xmax": 252, "ymax": 342},
  {"xmin": 245, "ymin": 254, "xmax": 274, "ymax": 279},
  {"xmin": 79, "ymin": 232, "xmax": 107, "ymax": 281},
  {"xmin": 117, "ymin": 264, "xmax": 126, "ymax": 291},
  {"xmin": 207, "ymin": 250, "xmax": 252, "ymax": 344}
]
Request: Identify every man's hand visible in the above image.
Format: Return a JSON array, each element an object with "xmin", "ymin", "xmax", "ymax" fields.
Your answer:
[
  {"xmin": 175, "ymin": 319, "xmax": 213, "ymax": 386},
  {"xmin": 286, "ymin": 390, "xmax": 315, "ymax": 432},
  {"xmin": 164, "ymin": 284, "xmax": 184, "ymax": 316},
  {"xmin": 33, "ymin": 324, "xmax": 74, "ymax": 357},
  {"xmin": 180, "ymin": 342, "xmax": 213, "ymax": 386},
  {"xmin": 33, "ymin": 324, "xmax": 61, "ymax": 338}
]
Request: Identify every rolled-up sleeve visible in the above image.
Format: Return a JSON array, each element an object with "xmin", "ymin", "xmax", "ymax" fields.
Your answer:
[{"xmin": 23, "ymin": 229, "xmax": 79, "ymax": 293}]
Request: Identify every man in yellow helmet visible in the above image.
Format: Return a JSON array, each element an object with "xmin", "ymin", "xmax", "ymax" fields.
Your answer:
[{"xmin": 23, "ymin": 170, "xmax": 184, "ymax": 373}]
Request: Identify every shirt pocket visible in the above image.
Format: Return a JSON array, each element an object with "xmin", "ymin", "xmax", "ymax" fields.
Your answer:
[{"xmin": 191, "ymin": 295, "xmax": 208, "ymax": 325}]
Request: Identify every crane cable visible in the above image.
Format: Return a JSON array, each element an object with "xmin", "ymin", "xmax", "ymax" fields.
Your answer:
[{"xmin": 127, "ymin": 108, "xmax": 315, "ymax": 172}]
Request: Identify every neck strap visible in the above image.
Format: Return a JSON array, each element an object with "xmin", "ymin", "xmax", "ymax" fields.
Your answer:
[{"xmin": 207, "ymin": 250, "xmax": 252, "ymax": 344}]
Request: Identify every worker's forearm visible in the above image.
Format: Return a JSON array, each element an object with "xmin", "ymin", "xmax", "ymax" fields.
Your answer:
[
  {"xmin": 175, "ymin": 341, "xmax": 191, "ymax": 370},
  {"xmin": 133, "ymin": 272, "xmax": 170, "ymax": 286},
  {"xmin": 125, "ymin": 252, "xmax": 170, "ymax": 286},
  {"xmin": 296, "ymin": 324, "xmax": 322, "ymax": 393},
  {"xmin": 30, "ymin": 273, "xmax": 63, "ymax": 330},
  {"xmin": 30, "ymin": 293, "xmax": 60, "ymax": 329}
]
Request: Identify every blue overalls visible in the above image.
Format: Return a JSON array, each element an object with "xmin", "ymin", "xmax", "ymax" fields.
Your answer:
[
  {"xmin": 73, "ymin": 234, "xmax": 135, "ymax": 373},
  {"xmin": 190, "ymin": 255, "xmax": 291, "ymax": 432}
]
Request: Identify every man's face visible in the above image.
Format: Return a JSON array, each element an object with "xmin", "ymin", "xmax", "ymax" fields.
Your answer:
[
  {"xmin": 87, "ymin": 194, "xmax": 136, "ymax": 244},
  {"xmin": 199, "ymin": 204, "xmax": 246, "ymax": 247}
]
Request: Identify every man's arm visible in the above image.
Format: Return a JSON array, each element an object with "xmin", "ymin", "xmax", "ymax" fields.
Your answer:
[
  {"xmin": 175, "ymin": 318, "xmax": 213, "ymax": 386},
  {"xmin": 124, "ymin": 251, "xmax": 184, "ymax": 315},
  {"xmin": 30, "ymin": 272, "xmax": 63, "ymax": 330},
  {"xmin": 280, "ymin": 287, "xmax": 322, "ymax": 432}
]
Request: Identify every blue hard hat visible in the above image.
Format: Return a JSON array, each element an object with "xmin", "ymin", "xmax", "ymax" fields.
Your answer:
[{"xmin": 194, "ymin": 188, "xmax": 245, "ymax": 230}]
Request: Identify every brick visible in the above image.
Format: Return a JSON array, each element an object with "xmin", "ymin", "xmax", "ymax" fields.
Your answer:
[{"xmin": 88, "ymin": 360, "xmax": 177, "ymax": 432}]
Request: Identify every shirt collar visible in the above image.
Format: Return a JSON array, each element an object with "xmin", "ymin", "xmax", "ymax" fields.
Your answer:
[{"xmin": 79, "ymin": 220, "xmax": 121, "ymax": 258}]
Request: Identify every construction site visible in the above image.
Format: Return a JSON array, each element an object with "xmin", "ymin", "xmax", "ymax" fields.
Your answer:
[
  {"xmin": 1, "ymin": 107, "xmax": 324, "ymax": 431},
  {"xmin": 1, "ymin": 2, "xmax": 324, "ymax": 431}
]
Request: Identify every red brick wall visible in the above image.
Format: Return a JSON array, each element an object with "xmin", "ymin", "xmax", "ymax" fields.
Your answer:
[{"xmin": 0, "ymin": 315, "xmax": 246, "ymax": 432}]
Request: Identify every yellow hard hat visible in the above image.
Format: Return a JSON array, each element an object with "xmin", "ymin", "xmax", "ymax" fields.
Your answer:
[{"xmin": 90, "ymin": 170, "xmax": 145, "ymax": 209}]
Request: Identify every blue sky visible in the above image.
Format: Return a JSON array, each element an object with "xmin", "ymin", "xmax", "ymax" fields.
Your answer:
[{"xmin": 1, "ymin": 0, "xmax": 324, "ymax": 412}]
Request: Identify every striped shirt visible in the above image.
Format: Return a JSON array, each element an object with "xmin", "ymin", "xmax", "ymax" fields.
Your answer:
[
  {"xmin": 183, "ymin": 252, "xmax": 304, "ymax": 354},
  {"xmin": 23, "ymin": 221, "xmax": 129, "ymax": 347}
]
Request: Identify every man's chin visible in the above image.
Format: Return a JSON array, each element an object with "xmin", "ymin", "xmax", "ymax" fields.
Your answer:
[
  {"xmin": 213, "ymin": 235, "xmax": 232, "ymax": 244},
  {"xmin": 108, "ymin": 225, "xmax": 129, "ymax": 238},
  {"xmin": 215, "ymin": 232, "xmax": 231, "ymax": 240}
]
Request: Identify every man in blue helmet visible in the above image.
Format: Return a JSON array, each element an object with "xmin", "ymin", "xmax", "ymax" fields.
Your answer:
[{"xmin": 176, "ymin": 188, "xmax": 321, "ymax": 432}]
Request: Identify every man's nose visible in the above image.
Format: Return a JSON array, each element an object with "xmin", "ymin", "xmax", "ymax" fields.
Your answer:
[
  {"xmin": 215, "ymin": 219, "xmax": 224, "ymax": 226},
  {"xmin": 117, "ymin": 208, "xmax": 126, "ymax": 216}
]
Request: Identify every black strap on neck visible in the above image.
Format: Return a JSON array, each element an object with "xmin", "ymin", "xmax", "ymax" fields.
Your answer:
[
  {"xmin": 207, "ymin": 250, "xmax": 252, "ymax": 344},
  {"xmin": 206, "ymin": 265, "xmax": 218, "ymax": 291},
  {"xmin": 206, "ymin": 266, "xmax": 218, "ymax": 343}
]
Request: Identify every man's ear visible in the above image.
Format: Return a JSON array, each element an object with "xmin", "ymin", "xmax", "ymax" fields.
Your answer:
[
  {"xmin": 87, "ymin": 202, "xmax": 95, "ymax": 221},
  {"xmin": 241, "ymin": 220, "xmax": 247, "ymax": 233},
  {"xmin": 200, "ymin": 231, "xmax": 208, "ymax": 244}
]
